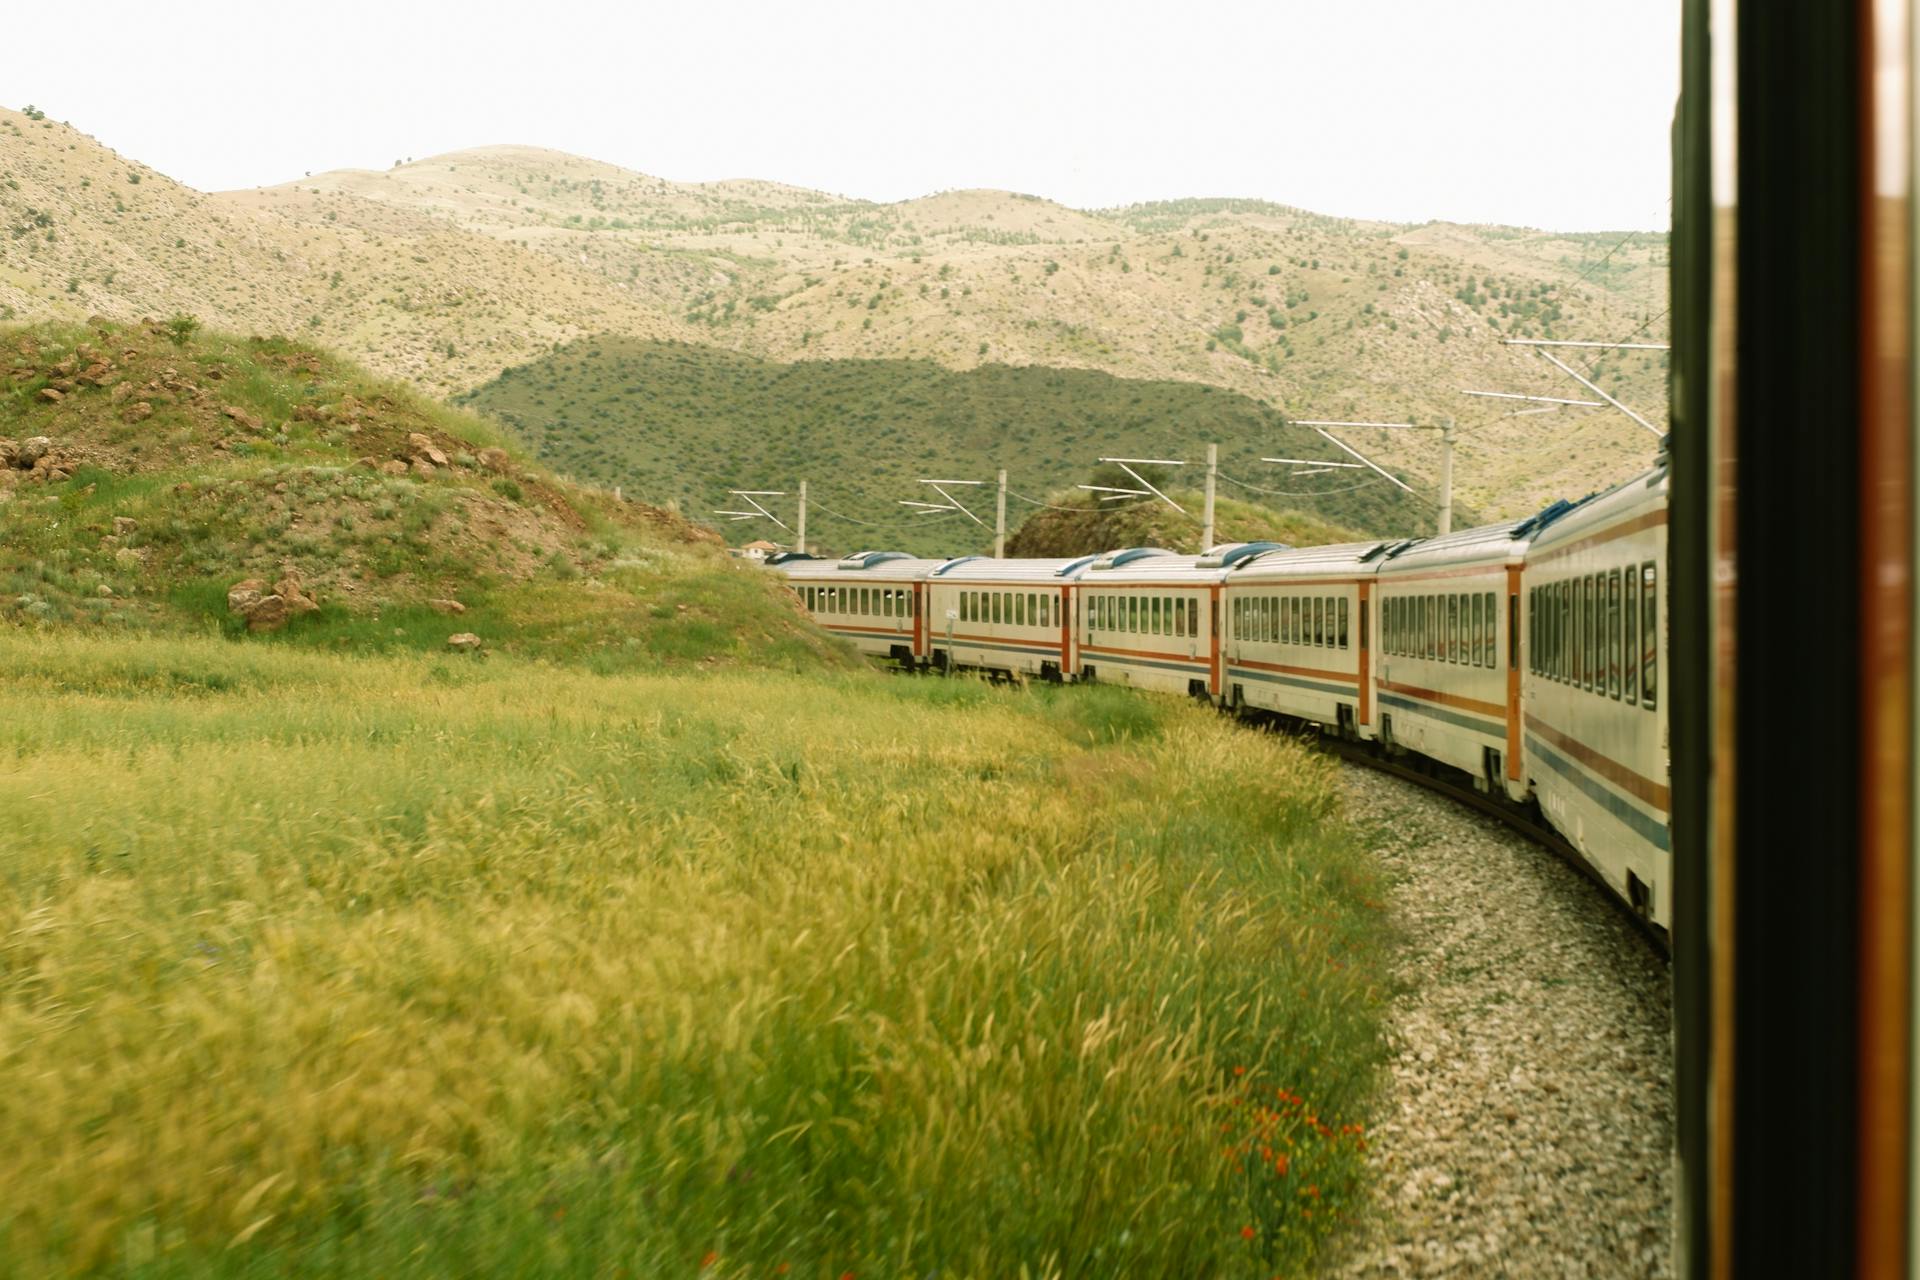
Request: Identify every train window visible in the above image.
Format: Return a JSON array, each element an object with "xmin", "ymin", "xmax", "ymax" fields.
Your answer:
[
  {"xmin": 1486, "ymin": 592, "xmax": 1496, "ymax": 669},
  {"xmin": 1306, "ymin": 597, "xmax": 1318, "ymax": 646},
  {"xmin": 1124, "ymin": 596, "xmax": 1135, "ymax": 632},
  {"xmin": 1172, "ymin": 597, "xmax": 1184, "ymax": 639},
  {"xmin": 1583, "ymin": 575, "xmax": 1597, "ymax": 693},
  {"xmin": 1641, "ymin": 562, "xmax": 1658, "ymax": 710},
  {"xmin": 987, "ymin": 592, "xmax": 998, "ymax": 625},
  {"xmin": 1148, "ymin": 596, "xmax": 1159, "ymax": 636},
  {"xmin": 1338, "ymin": 598, "xmax": 1349, "ymax": 649},
  {"xmin": 1623, "ymin": 576, "xmax": 1638, "ymax": 703},
  {"xmin": 1558, "ymin": 581, "xmax": 1570, "ymax": 681},
  {"xmin": 1281, "ymin": 596, "xmax": 1291, "ymax": 644},
  {"xmin": 1473, "ymin": 594, "xmax": 1485, "ymax": 667},
  {"xmin": 1443, "ymin": 594, "xmax": 1455, "ymax": 663},
  {"xmin": 1039, "ymin": 594, "xmax": 1050, "ymax": 629},
  {"xmin": 1232, "ymin": 597, "xmax": 1242, "ymax": 640},
  {"xmin": 1188, "ymin": 599, "xmax": 1199, "ymax": 639},
  {"xmin": 1608, "ymin": 570, "xmax": 1623, "ymax": 699}
]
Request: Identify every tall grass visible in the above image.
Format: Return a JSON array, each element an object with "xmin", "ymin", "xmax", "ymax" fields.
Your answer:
[{"xmin": 0, "ymin": 634, "xmax": 1388, "ymax": 1277}]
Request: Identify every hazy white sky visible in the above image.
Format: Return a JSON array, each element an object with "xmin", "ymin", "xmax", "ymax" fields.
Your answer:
[{"xmin": 15, "ymin": 0, "xmax": 1678, "ymax": 230}]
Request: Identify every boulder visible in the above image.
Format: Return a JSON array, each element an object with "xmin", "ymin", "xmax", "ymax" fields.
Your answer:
[
  {"xmin": 121, "ymin": 401, "xmax": 153, "ymax": 424},
  {"xmin": 112, "ymin": 516, "xmax": 138, "ymax": 537},
  {"xmin": 244, "ymin": 595, "xmax": 291, "ymax": 633},
  {"xmin": 476, "ymin": 447, "xmax": 511, "ymax": 473},
  {"xmin": 379, "ymin": 459, "xmax": 408, "ymax": 477},
  {"xmin": 407, "ymin": 432, "xmax": 449, "ymax": 467},
  {"xmin": 426, "ymin": 598, "xmax": 466, "ymax": 616},
  {"xmin": 17, "ymin": 437, "xmax": 51, "ymax": 467},
  {"xmin": 273, "ymin": 573, "xmax": 319, "ymax": 615},
  {"xmin": 226, "ymin": 578, "xmax": 267, "ymax": 614},
  {"xmin": 410, "ymin": 459, "xmax": 436, "ymax": 480},
  {"xmin": 36, "ymin": 387, "xmax": 61, "ymax": 403},
  {"xmin": 447, "ymin": 632, "xmax": 483, "ymax": 653},
  {"xmin": 223, "ymin": 405, "xmax": 264, "ymax": 432}
]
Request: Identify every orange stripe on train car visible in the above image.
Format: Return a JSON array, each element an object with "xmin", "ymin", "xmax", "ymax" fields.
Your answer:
[{"xmin": 1522, "ymin": 712, "xmax": 1670, "ymax": 811}]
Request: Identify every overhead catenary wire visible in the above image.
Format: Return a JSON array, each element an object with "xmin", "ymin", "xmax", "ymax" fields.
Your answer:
[{"xmin": 1216, "ymin": 471, "xmax": 1386, "ymax": 497}]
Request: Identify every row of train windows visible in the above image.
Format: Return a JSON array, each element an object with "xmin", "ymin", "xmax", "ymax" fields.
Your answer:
[
  {"xmin": 1385, "ymin": 591, "xmax": 1501, "ymax": 669},
  {"xmin": 802, "ymin": 585, "xmax": 916, "ymax": 618},
  {"xmin": 1088, "ymin": 593, "xmax": 1201, "ymax": 640},
  {"xmin": 1528, "ymin": 563, "xmax": 1658, "ymax": 710},
  {"xmin": 959, "ymin": 589, "xmax": 1054, "ymax": 629},
  {"xmin": 1230, "ymin": 594, "xmax": 1351, "ymax": 650}
]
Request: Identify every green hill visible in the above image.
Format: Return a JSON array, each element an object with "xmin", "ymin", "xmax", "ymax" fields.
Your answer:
[
  {"xmin": 1005, "ymin": 489, "xmax": 1367, "ymax": 557},
  {"xmin": 0, "ymin": 318, "xmax": 845, "ymax": 672},
  {"xmin": 457, "ymin": 337, "xmax": 1436, "ymax": 557}
]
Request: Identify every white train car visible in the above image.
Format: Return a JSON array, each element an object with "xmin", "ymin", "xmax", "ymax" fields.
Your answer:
[
  {"xmin": 1075, "ymin": 549, "xmax": 1228, "ymax": 698},
  {"xmin": 1221, "ymin": 541, "xmax": 1399, "ymax": 738},
  {"xmin": 1372, "ymin": 518, "xmax": 1544, "ymax": 798},
  {"xmin": 1518, "ymin": 465, "xmax": 1670, "ymax": 928},
  {"xmin": 774, "ymin": 551, "xmax": 946, "ymax": 664},
  {"xmin": 923, "ymin": 555, "xmax": 1096, "ymax": 680}
]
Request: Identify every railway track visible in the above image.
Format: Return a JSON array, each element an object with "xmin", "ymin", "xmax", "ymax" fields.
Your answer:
[{"xmin": 1285, "ymin": 720, "xmax": 1673, "ymax": 958}]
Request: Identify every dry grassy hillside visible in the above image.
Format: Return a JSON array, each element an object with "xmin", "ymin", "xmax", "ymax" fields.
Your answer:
[
  {"xmin": 0, "ymin": 112, "xmax": 689, "ymax": 399},
  {"xmin": 3, "ymin": 109, "xmax": 1668, "ymax": 519},
  {"xmin": 283, "ymin": 150, "xmax": 1669, "ymax": 517}
]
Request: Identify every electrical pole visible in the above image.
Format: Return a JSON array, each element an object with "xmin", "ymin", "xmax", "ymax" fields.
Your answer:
[
  {"xmin": 796, "ymin": 479, "xmax": 808, "ymax": 554},
  {"xmin": 1201, "ymin": 442, "xmax": 1218, "ymax": 551},
  {"xmin": 1436, "ymin": 418, "xmax": 1455, "ymax": 536},
  {"xmin": 995, "ymin": 469, "xmax": 1007, "ymax": 559}
]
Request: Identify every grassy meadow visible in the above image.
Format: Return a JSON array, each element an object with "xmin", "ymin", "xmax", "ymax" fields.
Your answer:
[{"xmin": 0, "ymin": 632, "xmax": 1390, "ymax": 1278}]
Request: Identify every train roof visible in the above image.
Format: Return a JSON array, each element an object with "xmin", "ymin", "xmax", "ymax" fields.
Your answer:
[
  {"xmin": 1376, "ymin": 497, "xmax": 1588, "ymax": 575},
  {"xmin": 772, "ymin": 551, "xmax": 951, "ymax": 581},
  {"xmin": 1078, "ymin": 547, "xmax": 1232, "ymax": 584},
  {"xmin": 927, "ymin": 555, "xmax": 1103, "ymax": 582},
  {"xmin": 1230, "ymin": 539, "xmax": 1402, "ymax": 581},
  {"xmin": 1524, "ymin": 462, "xmax": 1669, "ymax": 552}
]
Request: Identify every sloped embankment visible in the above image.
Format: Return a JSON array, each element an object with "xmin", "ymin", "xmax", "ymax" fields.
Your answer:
[{"xmin": 0, "ymin": 318, "xmax": 847, "ymax": 671}]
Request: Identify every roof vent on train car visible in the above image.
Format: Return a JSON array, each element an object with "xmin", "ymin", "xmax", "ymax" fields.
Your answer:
[
  {"xmin": 764, "ymin": 551, "xmax": 820, "ymax": 566},
  {"xmin": 1357, "ymin": 541, "xmax": 1397, "ymax": 563},
  {"xmin": 837, "ymin": 551, "xmax": 912, "ymax": 570},
  {"xmin": 929, "ymin": 555, "xmax": 985, "ymax": 576},
  {"xmin": 1513, "ymin": 498, "xmax": 1585, "ymax": 539},
  {"xmin": 1053, "ymin": 553, "xmax": 1104, "ymax": 577},
  {"xmin": 1089, "ymin": 547, "xmax": 1174, "ymax": 571},
  {"xmin": 1197, "ymin": 541, "xmax": 1291, "ymax": 569}
]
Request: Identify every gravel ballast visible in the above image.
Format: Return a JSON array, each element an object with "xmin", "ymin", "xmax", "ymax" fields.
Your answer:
[{"xmin": 1333, "ymin": 767, "xmax": 1674, "ymax": 1278}]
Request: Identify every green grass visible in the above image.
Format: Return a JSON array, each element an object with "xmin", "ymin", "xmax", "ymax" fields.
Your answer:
[
  {"xmin": 0, "ymin": 633, "xmax": 1390, "ymax": 1278},
  {"xmin": 455, "ymin": 339, "xmax": 1437, "ymax": 557},
  {"xmin": 0, "ymin": 321, "xmax": 846, "ymax": 673}
]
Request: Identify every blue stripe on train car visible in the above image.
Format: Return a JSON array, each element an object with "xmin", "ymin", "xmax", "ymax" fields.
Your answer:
[
  {"xmin": 1227, "ymin": 666, "xmax": 1353, "ymax": 697},
  {"xmin": 1524, "ymin": 733, "xmax": 1672, "ymax": 851},
  {"xmin": 1086, "ymin": 652, "xmax": 1207, "ymax": 675},
  {"xmin": 1377, "ymin": 691, "xmax": 1505, "ymax": 738}
]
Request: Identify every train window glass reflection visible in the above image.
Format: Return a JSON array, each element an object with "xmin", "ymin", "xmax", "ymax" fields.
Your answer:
[
  {"xmin": 1444, "ymin": 595, "xmax": 1456, "ymax": 663},
  {"xmin": 1584, "ymin": 575, "xmax": 1598, "ymax": 693},
  {"xmin": 1641, "ymin": 562, "xmax": 1658, "ymax": 709},
  {"xmin": 1608, "ymin": 569, "xmax": 1623, "ymax": 699},
  {"xmin": 1475, "ymin": 593, "xmax": 1487, "ymax": 667},
  {"xmin": 1338, "ymin": 598, "xmax": 1349, "ymax": 649},
  {"xmin": 1623, "ymin": 575, "xmax": 1638, "ymax": 703}
]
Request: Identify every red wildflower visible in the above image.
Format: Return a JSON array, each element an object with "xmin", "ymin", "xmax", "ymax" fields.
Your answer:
[
  {"xmin": 701, "ymin": 1252, "xmax": 719, "ymax": 1269},
  {"xmin": 1241, "ymin": 1225, "xmax": 1257, "ymax": 1240}
]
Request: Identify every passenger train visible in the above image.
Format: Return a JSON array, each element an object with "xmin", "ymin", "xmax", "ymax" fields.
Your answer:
[{"xmin": 772, "ymin": 457, "xmax": 1670, "ymax": 934}]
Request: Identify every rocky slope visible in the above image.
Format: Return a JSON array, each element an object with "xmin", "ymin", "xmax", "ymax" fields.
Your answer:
[
  {"xmin": 2, "ymin": 110, "xmax": 1669, "ymax": 521},
  {"xmin": 0, "ymin": 316, "xmax": 843, "ymax": 671}
]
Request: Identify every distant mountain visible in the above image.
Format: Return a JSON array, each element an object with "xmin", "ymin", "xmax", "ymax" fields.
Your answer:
[{"xmin": 2, "ymin": 111, "xmax": 1669, "ymax": 522}]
